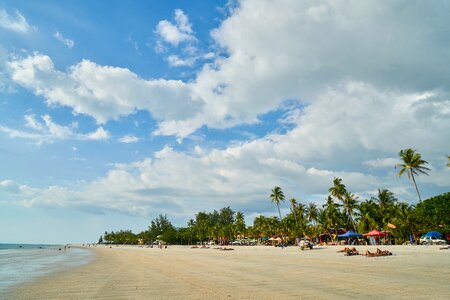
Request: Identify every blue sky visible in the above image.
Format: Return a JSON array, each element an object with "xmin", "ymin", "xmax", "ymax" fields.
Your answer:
[{"xmin": 1, "ymin": 0, "xmax": 449, "ymax": 244}]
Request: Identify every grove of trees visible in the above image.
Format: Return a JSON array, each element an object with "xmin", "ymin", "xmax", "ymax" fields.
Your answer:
[{"xmin": 99, "ymin": 149, "xmax": 449, "ymax": 246}]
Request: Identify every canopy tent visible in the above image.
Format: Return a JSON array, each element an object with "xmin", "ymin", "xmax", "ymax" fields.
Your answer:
[
  {"xmin": 423, "ymin": 231, "xmax": 443, "ymax": 238},
  {"xmin": 337, "ymin": 231, "xmax": 363, "ymax": 238},
  {"xmin": 363, "ymin": 230, "xmax": 388, "ymax": 237}
]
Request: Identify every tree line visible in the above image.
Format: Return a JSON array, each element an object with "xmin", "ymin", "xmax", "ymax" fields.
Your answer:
[{"xmin": 99, "ymin": 148, "xmax": 449, "ymax": 245}]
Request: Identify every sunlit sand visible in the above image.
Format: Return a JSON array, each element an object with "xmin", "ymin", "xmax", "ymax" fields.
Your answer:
[{"xmin": 7, "ymin": 244, "xmax": 450, "ymax": 299}]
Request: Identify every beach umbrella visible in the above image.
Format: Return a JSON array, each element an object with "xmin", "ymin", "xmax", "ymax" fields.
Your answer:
[{"xmin": 423, "ymin": 231, "xmax": 443, "ymax": 238}]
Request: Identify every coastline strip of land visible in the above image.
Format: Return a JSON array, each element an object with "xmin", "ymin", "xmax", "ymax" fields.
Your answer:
[{"xmin": 7, "ymin": 245, "xmax": 450, "ymax": 299}]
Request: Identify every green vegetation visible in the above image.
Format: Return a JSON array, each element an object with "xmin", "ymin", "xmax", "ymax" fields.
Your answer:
[
  {"xmin": 413, "ymin": 193, "xmax": 450, "ymax": 233},
  {"xmin": 100, "ymin": 188, "xmax": 449, "ymax": 246},
  {"xmin": 100, "ymin": 149, "xmax": 448, "ymax": 246}
]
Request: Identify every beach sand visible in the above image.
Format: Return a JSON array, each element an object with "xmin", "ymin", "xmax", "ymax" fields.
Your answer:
[{"xmin": 6, "ymin": 245, "xmax": 450, "ymax": 299}]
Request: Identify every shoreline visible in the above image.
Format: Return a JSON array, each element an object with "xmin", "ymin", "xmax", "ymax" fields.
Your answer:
[
  {"xmin": 5, "ymin": 244, "xmax": 450, "ymax": 299},
  {"xmin": 0, "ymin": 245, "xmax": 95, "ymax": 298}
]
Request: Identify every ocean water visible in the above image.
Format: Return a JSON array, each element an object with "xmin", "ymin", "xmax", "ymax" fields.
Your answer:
[{"xmin": 0, "ymin": 244, "xmax": 94, "ymax": 292}]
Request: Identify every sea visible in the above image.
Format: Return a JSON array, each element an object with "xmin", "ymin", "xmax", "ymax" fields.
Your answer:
[{"xmin": 0, "ymin": 244, "xmax": 93, "ymax": 293}]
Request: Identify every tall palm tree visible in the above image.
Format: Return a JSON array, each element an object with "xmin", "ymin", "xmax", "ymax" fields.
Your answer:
[
  {"xmin": 447, "ymin": 155, "xmax": 450, "ymax": 167},
  {"xmin": 374, "ymin": 189, "xmax": 397, "ymax": 214},
  {"xmin": 323, "ymin": 196, "xmax": 342, "ymax": 239},
  {"xmin": 355, "ymin": 199, "xmax": 378, "ymax": 233},
  {"xmin": 270, "ymin": 186, "xmax": 285, "ymax": 221},
  {"xmin": 306, "ymin": 202, "xmax": 318, "ymax": 226},
  {"xmin": 289, "ymin": 198, "xmax": 299, "ymax": 230},
  {"xmin": 329, "ymin": 177, "xmax": 347, "ymax": 202},
  {"xmin": 396, "ymin": 148, "xmax": 430, "ymax": 202},
  {"xmin": 372, "ymin": 189, "xmax": 397, "ymax": 227},
  {"xmin": 342, "ymin": 191, "xmax": 358, "ymax": 231},
  {"xmin": 393, "ymin": 202, "xmax": 415, "ymax": 243},
  {"xmin": 234, "ymin": 211, "xmax": 246, "ymax": 238}
]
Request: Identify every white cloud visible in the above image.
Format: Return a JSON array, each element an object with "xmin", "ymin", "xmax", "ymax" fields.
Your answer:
[
  {"xmin": 7, "ymin": 54, "xmax": 204, "ymax": 125},
  {"xmin": 2, "ymin": 80, "xmax": 449, "ymax": 218},
  {"xmin": 118, "ymin": 135, "xmax": 139, "ymax": 143},
  {"xmin": 0, "ymin": 180, "xmax": 21, "ymax": 193},
  {"xmin": 7, "ymin": 1, "xmax": 450, "ymax": 140},
  {"xmin": 0, "ymin": 9, "xmax": 32, "ymax": 34},
  {"xmin": 54, "ymin": 31, "xmax": 74, "ymax": 48},
  {"xmin": 0, "ymin": 114, "xmax": 110, "ymax": 144},
  {"xmin": 364, "ymin": 158, "xmax": 398, "ymax": 168},
  {"xmin": 82, "ymin": 127, "xmax": 109, "ymax": 141},
  {"xmin": 154, "ymin": 9, "xmax": 204, "ymax": 69},
  {"xmin": 2, "ymin": 0, "xmax": 449, "ymax": 221},
  {"xmin": 155, "ymin": 9, "xmax": 195, "ymax": 47},
  {"xmin": 166, "ymin": 55, "xmax": 195, "ymax": 67}
]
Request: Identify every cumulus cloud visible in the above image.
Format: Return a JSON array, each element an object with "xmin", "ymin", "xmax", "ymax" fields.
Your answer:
[
  {"xmin": 155, "ymin": 9, "xmax": 195, "ymax": 47},
  {"xmin": 2, "ymin": 81, "xmax": 448, "ymax": 219},
  {"xmin": 81, "ymin": 127, "xmax": 109, "ymax": 141},
  {"xmin": 166, "ymin": 55, "xmax": 196, "ymax": 67},
  {"xmin": 2, "ymin": 1, "xmax": 449, "ymax": 221},
  {"xmin": 118, "ymin": 135, "xmax": 139, "ymax": 143},
  {"xmin": 10, "ymin": 1, "xmax": 449, "ymax": 139},
  {"xmin": 153, "ymin": 9, "xmax": 214, "ymax": 69},
  {"xmin": 0, "ymin": 114, "xmax": 110, "ymax": 144},
  {"xmin": 364, "ymin": 158, "xmax": 399, "ymax": 168},
  {"xmin": 7, "ymin": 53, "xmax": 204, "ymax": 125},
  {"xmin": 0, "ymin": 9, "xmax": 32, "ymax": 33},
  {"xmin": 54, "ymin": 31, "xmax": 74, "ymax": 48}
]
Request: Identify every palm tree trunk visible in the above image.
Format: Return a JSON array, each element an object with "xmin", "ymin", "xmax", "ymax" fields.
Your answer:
[
  {"xmin": 277, "ymin": 204, "xmax": 282, "ymax": 221},
  {"xmin": 410, "ymin": 171, "xmax": 422, "ymax": 202}
]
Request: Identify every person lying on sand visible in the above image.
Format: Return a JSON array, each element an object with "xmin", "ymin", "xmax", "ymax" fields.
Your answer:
[
  {"xmin": 338, "ymin": 247, "xmax": 359, "ymax": 255},
  {"xmin": 219, "ymin": 247, "xmax": 234, "ymax": 251},
  {"xmin": 364, "ymin": 249, "xmax": 392, "ymax": 257}
]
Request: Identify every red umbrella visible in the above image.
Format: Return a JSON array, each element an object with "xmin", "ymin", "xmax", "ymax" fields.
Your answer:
[{"xmin": 363, "ymin": 230, "xmax": 388, "ymax": 237}]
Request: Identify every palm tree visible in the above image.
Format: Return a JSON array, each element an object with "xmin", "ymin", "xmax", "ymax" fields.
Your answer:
[
  {"xmin": 396, "ymin": 148, "xmax": 430, "ymax": 202},
  {"xmin": 447, "ymin": 155, "xmax": 450, "ymax": 167},
  {"xmin": 270, "ymin": 186, "xmax": 285, "ymax": 221},
  {"xmin": 393, "ymin": 202, "xmax": 415, "ymax": 244},
  {"xmin": 342, "ymin": 191, "xmax": 359, "ymax": 231},
  {"xmin": 323, "ymin": 196, "xmax": 342, "ymax": 239},
  {"xmin": 355, "ymin": 199, "xmax": 378, "ymax": 233},
  {"xmin": 372, "ymin": 189, "xmax": 397, "ymax": 227},
  {"xmin": 234, "ymin": 211, "xmax": 246, "ymax": 238},
  {"xmin": 329, "ymin": 177, "xmax": 347, "ymax": 202},
  {"xmin": 289, "ymin": 198, "xmax": 299, "ymax": 230},
  {"xmin": 306, "ymin": 202, "xmax": 318, "ymax": 226}
]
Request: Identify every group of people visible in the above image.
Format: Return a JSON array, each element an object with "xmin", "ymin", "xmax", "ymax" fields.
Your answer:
[{"xmin": 338, "ymin": 247, "xmax": 393, "ymax": 257}]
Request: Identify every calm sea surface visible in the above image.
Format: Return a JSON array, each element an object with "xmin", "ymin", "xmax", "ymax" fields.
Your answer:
[{"xmin": 0, "ymin": 244, "xmax": 93, "ymax": 292}]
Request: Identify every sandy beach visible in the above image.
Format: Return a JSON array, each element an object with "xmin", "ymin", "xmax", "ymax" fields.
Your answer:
[{"xmin": 5, "ymin": 245, "xmax": 450, "ymax": 299}]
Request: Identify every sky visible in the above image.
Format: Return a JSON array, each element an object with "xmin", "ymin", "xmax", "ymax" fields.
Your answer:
[{"xmin": 0, "ymin": 0, "xmax": 449, "ymax": 244}]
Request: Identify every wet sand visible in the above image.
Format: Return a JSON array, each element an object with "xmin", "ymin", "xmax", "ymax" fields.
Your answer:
[{"xmin": 6, "ymin": 245, "xmax": 450, "ymax": 299}]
